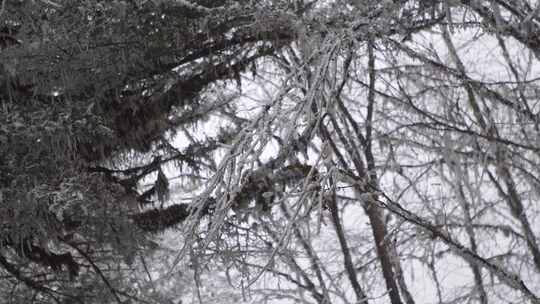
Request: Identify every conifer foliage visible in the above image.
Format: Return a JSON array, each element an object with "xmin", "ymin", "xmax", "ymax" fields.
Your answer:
[
  {"xmin": 2, "ymin": 1, "xmax": 540, "ymax": 303},
  {"xmin": 1, "ymin": 1, "xmax": 295, "ymax": 302}
]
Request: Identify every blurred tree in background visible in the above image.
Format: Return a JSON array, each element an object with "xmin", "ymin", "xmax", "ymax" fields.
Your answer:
[{"xmin": 1, "ymin": 0, "xmax": 540, "ymax": 303}]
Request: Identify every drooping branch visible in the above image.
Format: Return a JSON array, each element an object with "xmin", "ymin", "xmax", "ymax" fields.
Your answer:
[
  {"xmin": 132, "ymin": 202, "xmax": 206, "ymax": 233},
  {"xmin": 132, "ymin": 161, "xmax": 320, "ymax": 232},
  {"xmin": 0, "ymin": 253, "xmax": 81, "ymax": 303},
  {"xmin": 370, "ymin": 187, "xmax": 540, "ymax": 303},
  {"xmin": 1, "ymin": 237, "xmax": 79, "ymax": 279},
  {"xmin": 458, "ymin": 0, "xmax": 540, "ymax": 60}
]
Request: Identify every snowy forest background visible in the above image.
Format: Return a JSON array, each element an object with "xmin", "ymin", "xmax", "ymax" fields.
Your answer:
[{"xmin": 1, "ymin": 0, "xmax": 540, "ymax": 303}]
